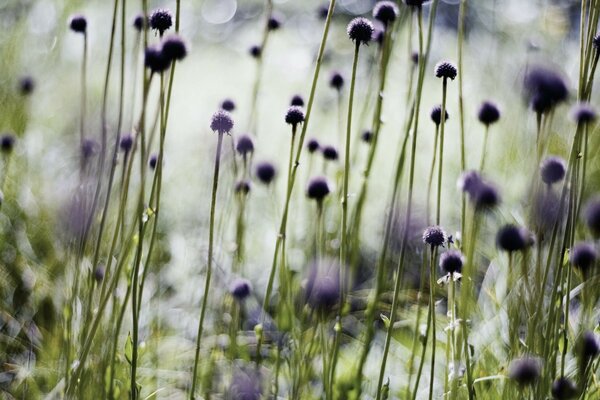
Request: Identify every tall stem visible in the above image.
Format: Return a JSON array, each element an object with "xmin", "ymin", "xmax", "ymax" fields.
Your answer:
[
  {"xmin": 190, "ymin": 132, "xmax": 224, "ymax": 399},
  {"xmin": 436, "ymin": 78, "xmax": 447, "ymax": 226}
]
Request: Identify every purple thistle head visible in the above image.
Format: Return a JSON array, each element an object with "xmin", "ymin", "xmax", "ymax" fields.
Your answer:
[
  {"xmin": 439, "ymin": 250, "xmax": 464, "ymax": 274},
  {"xmin": 81, "ymin": 138, "xmax": 99, "ymax": 160},
  {"xmin": 119, "ymin": 134, "xmax": 134, "ymax": 153},
  {"xmin": 404, "ymin": 0, "xmax": 430, "ymax": 7},
  {"xmin": 422, "ymin": 226, "xmax": 446, "ymax": 248},
  {"xmin": 362, "ymin": 130, "xmax": 374, "ymax": 143},
  {"xmin": 496, "ymin": 225, "xmax": 528, "ymax": 253},
  {"xmin": 330, "ymin": 71, "xmax": 344, "ymax": 91},
  {"xmin": 306, "ymin": 177, "xmax": 331, "ymax": 201},
  {"xmin": 249, "ymin": 45, "xmax": 262, "ymax": 58},
  {"xmin": 221, "ymin": 98, "xmax": 236, "ymax": 112},
  {"xmin": 307, "ymin": 138, "xmax": 320, "ymax": 153},
  {"xmin": 210, "ymin": 110, "xmax": 234, "ymax": 134},
  {"xmin": 229, "ymin": 278, "xmax": 252, "ymax": 301},
  {"xmin": 144, "ymin": 46, "xmax": 170, "ymax": 73},
  {"xmin": 229, "ymin": 368, "xmax": 262, "ymax": 400},
  {"xmin": 477, "ymin": 101, "xmax": 501, "ymax": 126},
  {"xmin": 285, "ymin": 106, "xmax": 305, "ymax": 130},
  {"xmin": 540, "ymin": 156, "xmax": 566, "ymax": 185},
  {"xmin": 458, "ymin": 170, "xmax": 482, "ymax": 197},
  {"xmin": 267, "ymin": 14, "xmax": 282, "ymax": 31},
  {"xmin": 305, "ymin": 259, "xmax": 340, "ymax": 312},
  {"xmin": 133, "ymin": 14, "xmax": 146, "ymax": 31},
  {"xmin": 569, "ymin": 243, "xmax": 597, "ymax": 272},
  {"xmin": 571, "ymin": 102, "xmax": 597, "ymax": 124},
  {"xmin": 236, "ymin": 134, "xmax": 254, "ymax": 156},
  {"xmin": 524, "ymin": 66, "xmax": 569, "ymax": 113},
  {"xmin": 373, "ymin": 1, "xmax": 399, "ymax": 26},
  {"xmin": 430, "ymin": 105, "xmax": 449, "ymax": 126},
  {"xmin": 290, "ymin": 95, "xmax": 304, "ymax": 107},
  {"xmin": 0, "ymin": 133, "xmax": 16, "ymax": 154},
  {"xmin": 551, "ymin": 377, "xmax": 577, "ymax": 400},
  {"xmin": 578, "ymin": 331, "xmax": 600, "ymax": 360},
  {"xmin": 18, "ymin": 76, "xmax": 35, "ymax": 96},
  {"xmin": 255, "ymin": 161, "xmax": 276, "ymax": 185},
  {"xmin": 322, "ymin": 145, "xmax": 338, "ymax": 161},
  {"xmin": 149, "ymin": 8, "xmax": 172, "ymax": 35},
  {"xmin": 584, "ymin": 197, "xmax": 600, "ymax": 237},
  {"xmin": 161, "ymin": 34, "xmax": 188, "ymax": 62},
  {"xmin": 149, "ymin": 153, "xmax": 158, "ymax": 170},
  {"xmin": 347, "ymin": 17, "xmax": 374, "ymax": 45},
  {"xmin": 508, "ymin": 357, "xmax": 541, "ymax": 386},
  {"xmin": 435, "ymin": 61, "xmax": 458, "ymax": 80},
  {"xmin": 69, "ymin": 14, "xmax": 87, "ymax": 34}
]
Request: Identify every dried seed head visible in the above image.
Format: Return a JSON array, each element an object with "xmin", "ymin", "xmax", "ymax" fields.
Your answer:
[
  {"xmin": 236, "ymin": 134, "xmax": 254, "ymax": 155},
  {"xmin": 255, "ymin": 161, "xmax": 276, "ymax": 185},
  {"xmin": 430, "ymin": 105, "xmax": 449, "ymax": 126},
  {"xmin": 569, "ymin": 243, "xmax": 597, "ymax": 272},
  {"xmin": 149, "ymin": 8, "xmax": 173, "ymax": 35},
  {"xmin": 285, "ymin": 106, "xmax": 305, "ymax": 129},
  {"xmin": 373, "ymin": 1, "xmax": 399, "ymax": 26},
  {"xmin": 508, "ymin": 357, "xmax": 541, "ymax": 386},
  {"xmin": 306, "ymin": 177, "xmax": 331, "ymax": 201},
  {"xmin": 330, "ymin": 71, "xmax": 344, "ymax": 91},
  {"xmin": 347, "ymin": 17, "xmax": 374, "ymax": 45},
  {"xmin": 435, "ymin": 61, "xmax": 458, "ymax": 80},
  {"xmin": 477, "ymin": 101, "xmax": 501, "ymax": 126},
  {"xmin": 551, "ymin": 377, "xmax": 577, "ymax": 400},
  {"xmin": 229, "ymin": 278, "xmax": 252, "ymax": 300},
  {"xmin": 584, "ymin": 197, "xmax": 600, "ymax": 237},
  {"xmin": 322, "ymin": 145, "xmax": 339, "ymax": 161},
  {"xmin": 540, "ymin": 156, "xmax": 566, "ymax": 185},
  {"xmin": 307, "ymin": 138, "xmax": 320, "ymax": 153},
  {"xmin": 571, "ymin": 102, "xmax": 597, "ymax": 124},
  {"xmin": 439, "ymin": 250, "xmax": 464, "ymax": 274},
  {"xmin": 290, "ymin": 95, "xmax": 305, "ymax": 107},
  {"xmin": 422, "ymin": 226, "xmax": 447, "ymax": 248},
  {"xmin": 69, "ymin": 14, "xmax": 87, "ymax": 33},
  {"xmin": 496, "ymin": 225, "xmax": 528, "ymax": 253},
  {"xmin": 161, "ymin": 34, "xmax": 188, "ymax": 62},
  {"xmin": 210, "ymin": 110, "xmax": 234, "ymax": 134},
  {"xmin": 221, "ymin": 98, "xmax": 236, "ymax": 112}
]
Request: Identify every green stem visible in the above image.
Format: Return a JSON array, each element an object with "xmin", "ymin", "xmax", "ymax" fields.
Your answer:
[
  {"xmin": 426, "ymin": 124, "xmax": 440, "ymax": 225},
  {"xmin": 436, "ymin": 78, "xmax": 447, "ymax": 226}
]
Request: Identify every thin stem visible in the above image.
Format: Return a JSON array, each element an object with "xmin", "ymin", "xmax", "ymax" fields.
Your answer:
[
  {"xmin": 190, "ymin": 132, "xmax": 224, "ymax": 399},
  {"xmin": 428, "ymin": 248, "xmax": 437, "ymax": 400},
  {"xmin": 426, "ymin": 124, "xmax": 440, "ymax": 225},
  {"xmin": 436, "ymin": 78, "xmax": 448, "ymax": 226},
  {"xmin": 480, "ymin": 125, "xmax": 490, "ymax": 172}
]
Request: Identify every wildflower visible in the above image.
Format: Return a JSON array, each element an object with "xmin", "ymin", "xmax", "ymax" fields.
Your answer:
[
  {"xmin": 584, "ymin": 197, "xmax": 600, "ymax": 237},
  {"xmin": 373, "ymin": 1, "xmax": 399, "ymax": 26},
  {"xmin": 221, "ymin": 99, "xmax": 236, "ymax": 112},
  {"xmin": 305, "ymin": 259, "xmax": 340, "ymax": 312},
  {"xmin": 18, "ymin": 76, "xmax": 35, "ymax": 95},
  {"xmin": 458, "ymin": 170, "xmax": 482, "ymax": 198},
  {"xmin": 210, "ymin": 110, "xmax": 234, "ymax": 134},
  {"xmin": 430, "ymin": 105, "xmax": 449, "ymax": 126},
  {"xmin": 144, "ymin": 46, "xmax": 170, "ymax": 73},
  {"xmin": 133, "ymin": 14, "xmax": 146, "ymax": 31},
  {"xmin": 578, "ymin": 331, "xmax": 600, "ymax": 361},
  {"xmin": 347, "ymin": 17, "xmax": 374, "ymax": 45},
  {"xmin": 267, "ymin": 14, "xmax": 282, "ymax": 31},
  {"xmin": 435, "ymin": 61, "xmax": 458, "ymax": 80},
  {"xmin": 236, "ymin": 134, "xmax": 254, "ymax": 156},
  {"xmin": 473, "ymin": 182, "xmax": 500, "ymax": 210},
  {"xmin": 249, "ymin": 45, "xmax": 261, "ymax": 58},
  {"xmin": 119, "ymin": 134, "xmax": 134, "ymax": 153},
  {"xmin": 229, "ymin": 368, "xmax": 262, "ymax": 400},
  {"xmin": 229, "ymin": 278, "xmax": 252, "ymax": 301},
  {"xmin": 149, "ymin": 153, "xmax": 158, "ymax": 170},
  {"xmin": 317, "ymin": 4, "xmax": 329, "ymax": 20},
  {"xmin": 362, "ymin": 130, "xmax": 373, "ymax": 143},
  {"xmin": 81, "ymin": 138, "xmax": 99, "ymax": 160},
  {"xmin": 235, "ymin": 180, "xmax": 251, "ymax": 195},
  {"xmin": 330, "ymin": 71, "xmax": 344, "ymax": 91},
  {"xmin": 290, "ymin": 95, "xmax": 304, "ymax": 107},
  {"xmin": 0, "ymin": 133, "xmax": 16, "ymax": 154},
  {"xmin": 477, "ymin": 101, "xmax": 501, "ymax": 126},
  {"xmin": 439, "ymin": 250, "xmax": 464, "ymax": 274},
  {"xmin": 405, "ymin": 0, "xmax": 430, "ymax": 7},
  {"xmin": 94, "ymin": 265, "xmax": 105, "ymax": 282},
  {"xmin": 423, "ymin": 226, "xmax": 446, "ymax": 248},
  {"xmin": 322, "ymin": 145, "xmax": 338, "ymax": 161},
  {"xmin": 524, "ymin": 66, "xmax": 569, "ymax": 113},
  {"xmin": 594, "ymin": 33, "xmax": 600, "ymax": 52},
  {"xmin": 306, "ymin": 177, "xmax": 331, "ymax": 201},
  {"xmin": 569, "ymin": 243, "xmax": 597, "ymax": 272},
  {"xmin": 540, "ymin": 156, "xmax": 566, "ymax": 185},
  {"xmin": 551, "ymin": 377, "xmax": 577, "ymax": 400},
  {"xmin": 496, "ymin": 225, "xmax": 528, "ymax": 253},
  {"xmin": 255, "ymin": 161, "xmax": 276, "ymax": 185},
  {"xmin": 69, "ymin": 14, "xmax": 87, "ymax": 33},
  {"xmin": 508, "ymin": 357, "xmax": 541, "ymax": 386},
  {"xmin": 307, "ymin": 138, "xmax": 320, "ymax": 153},
  {"xmin": 411, "ymin": 51, "xmax": 419, "ymax": 65},
  {"xmin": 149, "ymin": 8, "xmax": 172, "ymax": 35},
  {"xmin": 161, "ymin": 35, "xmax": 188, "ymax": 62},
  {"xmin": 285, "ymin": 106, "xmax": 305, "ymax": 130}
]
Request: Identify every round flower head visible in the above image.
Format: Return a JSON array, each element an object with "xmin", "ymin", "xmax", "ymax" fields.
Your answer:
[
  {"xmin": 81, "ymin": 138, "xmax": 99, "ymax": 160},
  {"xmin": 330, "ymin": 71, "xmax": 344, "ymax": 91},
  {"xmin": 0, "ymin": 133, "xmax": 16, "ymax": 153},
  {"xmin": 439, "ymin": 250, "xmax": 464, "ymax": 274},
  {"xmin": 307, "ymin": 177, "xmax": 331, "ymax": 201},
  {"xmin": 405, "ymin": 0, "xmax": 430, "ymax": 7},
  {"xmin": 149, "ymin": 8, "xmax": 172, "ymax": 35},
  {"xmin": 307, "ymin": 138, "xmax": 320, "ymax": 153},
  {"xmin": 508, "ymin": 357, "xmax": 541, "ymax": 386},
  {"xmin": 551, "ymin": 377, "xmax": 577, "ymax": 400},
  {"xmin": 69, "ymin": 14, "xmax": 87, "ymax": 33},
  {"xmin": 478, "ymin": 101, "xmax": 501, "ymax": 126},
  {"xmin": 305, "ymin": 259, "xmax": 340, "ymax": 312},
  {"xmin": 267, "ymin": 15, "xmax": 282, "ymax": 31},
  {"xmin": 322, "ymin": 145, "xmax": 339, "ymax": 161},
  {"xmin": 144, "ymin": 46, "xmax": 170, "ymax": 73},
  {"xmin": 474, "ymin": 182, "xmax": 500, "ymax": 210},
  {"xmin": 571, "ymin": 102, "xmax": 597, "ymax": 124},
  {"xmin": 373, "ymin": 28, "xmax": 385, "ymax": 46},
  {"xmin": 594, "ymin": 33, "xmax": 600, "ymax": 52},
  {"xmin": 362, "ymin": 130, "xmax": 373, "ymax": 143},
  {"xmin": 149, "ymin": 153, "xmax": 158, "ymax": 170},
  {"xmin": 584, "ymin": 197, "xmax": 600, "ymax": 237},
  {"xmin": 347, "ymin": 17, "xmax": 374, "ymax": 45},
  {"xmin": 230, "ymin": 368, "xmax": 262, "ymax": 400},
  {"xmin": 496, "ymin": 224, "xmax": 528, "ymax": 253},
  {"xmin": 249, "ymin": 45, "xmax": 262, "ymax": 58},
  {"xmin": 524, "ymin": 66, "xmax": 569, "ymax": 113},
  {"xmin": 540, "ymin": 156, "xmax": 566, "ymax": 185},
  {"xmin": 255, "ymin": 161, "xmax": 276, "ymax": 185},
  {"xmin": 221, "ymin": 98, "xmax": 235, "ymax": 112},
  {"xmin": 569, "ymin": 242, "xmax": 597, "ymax": 272},
  {"xmin": 430, "ymin": 104, "xmax": 449, "ymax": 126},
  {"xmin": 435, "ymin": 61, "xmax": 458, "ymax": 80},
  {"xmin": 161, "ymin": 35, "xmax": 188, "ymax": 62},
  {"xmin": 411, "ymin": 51, "xmax": 419, "ymax": 65},
  {"xmin": 458, "ymin": 170, "xmax": 482, "ymax": 198},
  {"xmin": 290, "ymin": 95, "xmax": 304, "ymax": 107},
  {"xmin": 229, "ymin": 278, "xmax": 252, "ymax": 300},
  {"xmin": 235, "ymin": 180, "xmax": 251, "ymax": 195},
  {"xmin": 373, "ymin": 1, "xmax": 399, "ymax": 26},
  {"xmin": 578, "ymin": 331, "xmax": 600, "ymax": 360},
  {"xmin": 119, "ymin": 134, "xmax": 134, "ymax": 153},
  {"xmin": 317, "ymin": 4, "xmax": 329, "ymax": 20},
  {"xmin": 94, "ymin": 264, "xmax": 105, "ymax": 283},
  {"xmin": 285, "ymin": 106, "xmax": 305, "ymax": 130},
  {"xmin": 133, "ymin": 14, "xmax": 146, "ymax": 31},
  {"xmin": 423, "ymin": 226, "xmax": 446, "ymax": 248},
  {"xmin": 210, "ymin": 110, "xmax": 234, "ymax": 134},
  {"xmin": 18, "ymin": 76, "xmax": 34, "ymax": 95},
  {"xmin": 236, "ymin": 134, "xmax": 254, "ymax": 156}
]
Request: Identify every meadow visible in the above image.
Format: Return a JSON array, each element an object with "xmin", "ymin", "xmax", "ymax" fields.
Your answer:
[{"xmin": 1, "ymin": 0, "xmax": 600, "ymax": 399}]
